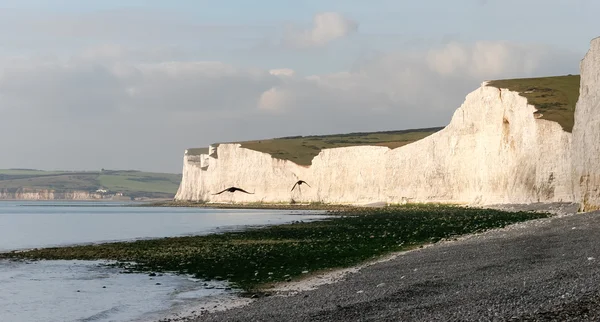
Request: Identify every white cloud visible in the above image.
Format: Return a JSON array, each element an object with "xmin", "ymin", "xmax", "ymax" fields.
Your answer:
[
  {"xmin": 0, "ymin": 54, "xmax": 280, "ymax": 117},
  {"xmin": 283, "ymin": 12, "xmax": 358, "ymax": 48},
  {"xmin": 426, "ymin": 42, "xmax": 469, "ymax": 76},
  {"xmin": 269, "ymin": 68, "xmax": 296, "ymax": 77},
  {"xmin": 426, "ymin": 41, "xmax": 551, "ymax": 79},
  {"xmin": 254, "ymin": 41, "xmax": 577, "ymax": 114},
  {"xmin": 258, "ymin": 87, "xmax": 292, "ymax": 112},
  {"xmin": 0, "ymin": 41, "xmax": 578, "ymax": 172}
]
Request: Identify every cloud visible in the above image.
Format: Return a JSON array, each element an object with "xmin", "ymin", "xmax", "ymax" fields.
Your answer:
[
  {"xmin": 269, "ymin": 68, "xmax": 296, "ymax": 77},
  {"xmin": 126, "ymin": 61, "xmax": 279, "ymax": 113},
  {"xmin": 0, "ymin": 8, "xmax": 273, "ymax": 54},
  {"xmin": 0, "ymin": 51, "xmax": 280, "ymax": 118},
  {"xmin": 426, "ymin": 42, "xmax": 469, "ymax": 76},
  {"xmin": 426, "ymin": 41, "xmax": 551, "ymax": 78},
  {"xmin": 0, "ymin": 41, "xmax": 579, "ymax": 172},
  {"xmin": 283, "ymin": 12, "xmax": 358, "ymax": 48},
  {"xmin": 0, "ymin": 58, "xmax": 127, "ymax": 118},
  {"xmin": 255, "ymin": 41, "xmax": 578, "ymax": 116},
  {"xmin": 1, "ymin": 40, "xmax": 568, "ymax": 119},
  {"xmin": 258, "ymin": 87, "xmax": 293, "ymax": 112}
]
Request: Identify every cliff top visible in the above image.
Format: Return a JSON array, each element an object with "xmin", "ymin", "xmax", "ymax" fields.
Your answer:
[
  {"xmin": 185, "ymin": 127, "xmax": 443, "ymax": 166},
  {"xmin": 231, "ymin": 127, "xmax": 444, "ymax": 166},
  {"xmin": 487, "ymin": 74, "xmax": 580, "ymax": 132},
  {"xmin": 186, "ymin": 148, "xmax": 209, "ymax": 156},
  {"xmin": 186, "ymin": 128, "xmax": 444, "ymax": 165}
]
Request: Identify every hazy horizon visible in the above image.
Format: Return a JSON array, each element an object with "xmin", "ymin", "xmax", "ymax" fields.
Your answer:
[{"xmin": 1, "ymin": 0, "xmax": 598, "ymax": 173}]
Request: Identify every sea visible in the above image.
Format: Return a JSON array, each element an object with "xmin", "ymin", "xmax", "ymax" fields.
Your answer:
[{"xmin": 0, "ymin": 201, "xmax": 329, "ymax": 322}]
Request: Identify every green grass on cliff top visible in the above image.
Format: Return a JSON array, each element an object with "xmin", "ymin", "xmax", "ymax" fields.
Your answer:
[
  {"xmin": 187, "ymin": 127, "xmax": 444, "ymax": 166},
  {"xmin": 487, "ymin": 74, "xmax": 580, "ymax": 132}
]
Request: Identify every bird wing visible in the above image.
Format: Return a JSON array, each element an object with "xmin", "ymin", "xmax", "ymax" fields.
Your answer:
[
  {"xmin": 291, "ymin": 182, "xmax": 299, "ymax": 192},
  {"xmin": 302, "ymin": 181, "xmax": 311, "ymax": 188},
  {"xmin": 212, "ymin": 188, "xmax": 229, "ymax": 195},
  {"xmin": 235, "ymin": 187, "xmax": 254, "ymax": 194}
]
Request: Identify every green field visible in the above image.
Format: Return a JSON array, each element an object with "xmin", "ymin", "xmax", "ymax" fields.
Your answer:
[
  {"xmin": 1, "ymin": 205, "xmax": 549, "ymax": 291},
  {"xmin": 188, "ymin": 127, "xmax": 444, "ymax": 166},
  {"xmin": 487, "ymin": 75, "xmax": 580, "ymax": 132},
  {"xmin": 0, "ymin": 169, "xmax": 182, "ymax": 199}
]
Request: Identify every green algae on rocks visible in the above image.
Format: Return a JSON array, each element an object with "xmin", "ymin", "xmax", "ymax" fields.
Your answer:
[{"xmin": 0, "ymin": 205, "xmax": 549, "ymax": 291}]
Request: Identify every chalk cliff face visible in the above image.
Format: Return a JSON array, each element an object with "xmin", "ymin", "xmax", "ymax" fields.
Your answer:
[
  {"xmin": 573, "ymin": 37, "xmax": 600, "ymax": 211},
  {"xmin": 175, "ymin": 84, "xmax": 573, "ymax": 206},
  {"xmin": 176, "ymin": 37, "xmax": 600, "ymax": 207},
  {"xmin": 0, "ymin": 189, "xmax": 106, "ymax": 200}
]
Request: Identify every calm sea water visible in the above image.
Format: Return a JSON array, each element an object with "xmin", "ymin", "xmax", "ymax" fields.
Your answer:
[
  {"xmin": 0, "ymin": 201, "xmax": 327, "ymax": 251},
  {"xmin": 0, "ymin": 201, "xmax": 328, "ymax": 322}
]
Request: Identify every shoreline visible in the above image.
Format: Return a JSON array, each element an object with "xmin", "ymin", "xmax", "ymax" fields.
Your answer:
[
  {"xmin": 0, "ymin": 203, "xmax": 575, "ymax": 322},
  {"xmin": 3, "ymin": 198, "xmax": 579, "ymax": 215},
  {"xmin": 0, "ymin": 198, "xmax": 172, "ymax": 203},
  {"xmin": 159, "ymin": 210, "xmax": 579, "ymax": 321},
  {"xmin": 1, "ymin": 205, "xmax": 553, "ymax": 294},
  {"xmin": 139, "ymin": 200, "xmax": 382, "ymax": 211},
  {"xmin": 189, "ymin": 210, "xmax": 600, "ymax": 321}
]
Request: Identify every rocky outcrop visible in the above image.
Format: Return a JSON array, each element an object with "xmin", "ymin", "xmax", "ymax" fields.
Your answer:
[
  {"xmin": 573, "ymin": 37, "xmax": 600, "ymax": 211},
  {"xmin": 0, "ymin": 189, "xmax": 107, "ymax": 200}
]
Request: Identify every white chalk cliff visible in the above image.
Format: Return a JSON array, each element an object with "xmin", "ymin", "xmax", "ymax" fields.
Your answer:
[
  {"xmin": 176, "ymin": 37, "xmax": 600, "ymax": 208},
  {"xmin": 573, "ymin": 36, "xmax": 600, "ymax": 211}
]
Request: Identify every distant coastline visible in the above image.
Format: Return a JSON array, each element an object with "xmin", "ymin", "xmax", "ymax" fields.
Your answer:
[{"xmin": 0, "ymin": 169, "xmax": 181, "ymax": 201}]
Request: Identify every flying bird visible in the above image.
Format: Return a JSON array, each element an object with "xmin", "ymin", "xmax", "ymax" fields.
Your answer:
[
  {"xmin": 212, "ymin": 187, "xmax": 254, "ymax": 195},
  {"xmin": 291, "ymin": 180, "xmax": 311, "ymax": 192}
]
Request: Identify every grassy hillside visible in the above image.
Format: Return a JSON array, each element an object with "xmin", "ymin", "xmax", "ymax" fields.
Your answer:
[
  {"xmin": 191, "ymin": 127, "xmax": 444, "ymax": 166},
  {"xmin": 97, "ymin": 171, "xmax": 181, "ymax": 194},
  {"xmin": 0, "ymin": 169, "xmax": 182, "ymax": 199},
  {"xmin": 487, "ymin": 75, "xmax": 580, "ymax": 132}
]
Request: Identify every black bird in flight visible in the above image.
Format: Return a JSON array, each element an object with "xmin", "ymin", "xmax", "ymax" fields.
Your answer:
[
  {"xmin": 212, "ymin": 187, "xmax": 254, "ymax": 195},
  {"xmin": 291, "ymin": 180, "xmax": 311, "ymax": 192}
]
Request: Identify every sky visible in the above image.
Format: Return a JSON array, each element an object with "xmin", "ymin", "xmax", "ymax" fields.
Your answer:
[{"xmin": 0, "ymin": 0, "xmax": 598, "ymax": 173}]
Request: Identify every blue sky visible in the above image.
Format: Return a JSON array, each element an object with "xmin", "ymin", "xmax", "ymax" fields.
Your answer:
[
  {"xmin": 4, "ymin": 0, "xmax": 597, "ymax": 48},
  {"xmin": 0, "ymin": 0, "xmax": 598, "ymax": 172}
]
